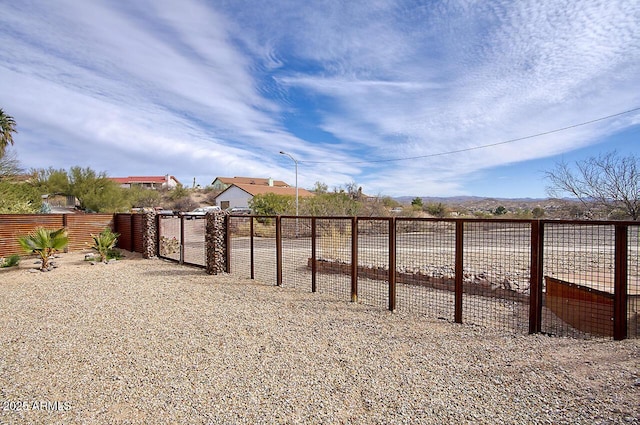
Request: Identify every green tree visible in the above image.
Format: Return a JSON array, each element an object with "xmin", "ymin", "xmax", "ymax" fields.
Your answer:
[
  {"xmin": 33, "ymin": 166, "xmax": 130, "ymax": 212},
  {"xmin": 250, "ymin": 193, "xmax": 295, "ymax": 216},
  {"xmin": 0, "ymin": 181, "xmax": 41, "ymax": 213},
  {"xmin": 411, "ymin": 197, "xmax": 423, "ymax": 208},
  {"xmin": 67, "ymin": 167, "xmax": 129, "ymax": 212},
  {"xmin": 381, "ymin": 196, "xmax": 400, "ymax": 209},
  {"xmin": 493, "ymin": 206, "xmax": 508, "ymax": 216},
  {"xmin": 424, "ymin": 202, "xmax": 448, "ymax": 218},
  {"xmin": 300, "ymin": 192, "xmax": 360, "ymax": 216},
  {"xmin": 0, "ymin": 108, "xmax": 17, "ymax": 158},
  {"xmin": 18, "ymin": 227, "xmax": 68, "ymax": 270},
  {"xmin": 532, "ymin": 207, "xmax": 545, "ymax": 218},
  {"xmin": 168, "ymin": 183, "xmax": 189, "ymax": 201},
  {"xmin": 32, "ymin": 167, "xmax": 70, "ymax": 194},
  {"xmin": 312, "ymin": 181, "xmax": 329, "ymax": 194},
  {"xmin": 127, "ymin": 186, "xmax": 160, "ymax": 208}
]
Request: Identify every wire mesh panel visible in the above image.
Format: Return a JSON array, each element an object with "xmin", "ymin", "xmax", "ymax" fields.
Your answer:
[
  {"xmin": 628, "ymin": 225, "xmax": 640, "ymax": 338},
  {"xmin": 315, "ymin": 218, "xmax": 352, "ymax": 301},
  {"xmin": 157, "ymin": 214, "xmax": 181, "ymax": 262},
  {"xmin": 252, "ymin": 217, "xmax": 277, "ymax": 285},
  {"xmin": 182, "ymin": 216, "xmax": 206, "ymax": 267},
  {"xmin": 228, "ymin": 216, "xmax": 252, "ymax": 279},
  {"xmin": 395, "ymin": 219, "xmax": 457, "ymax": 321},
  {"xmin": 462, "ymin": 221, "xmax": 531, "ymax": 334},
  {"xmin": 281, "ymin": 217, "xmax": 312, "ymax": 290},
  {"xmin": 542, "ymin": 223, "xmax": 616, "ymax": 338},
  {"xmin": 356, "ymin": 218, "xmax": 390, "ymax": 309}
]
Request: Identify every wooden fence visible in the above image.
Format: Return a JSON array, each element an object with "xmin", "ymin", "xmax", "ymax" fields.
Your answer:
[
  {"xmin": 113, "ymin": 214, "xmax": 145, "ymax": 253},
  {"xmin": 0, "ymin": 214, "xmax": 137, "ymax": 258}
]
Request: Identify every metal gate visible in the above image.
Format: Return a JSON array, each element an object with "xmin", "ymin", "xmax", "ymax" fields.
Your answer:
[{"xmin": 157, "ymin": 213, "xmax": 206, "ymax": 267}]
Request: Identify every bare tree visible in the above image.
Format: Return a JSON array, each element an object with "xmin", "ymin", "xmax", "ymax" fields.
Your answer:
[
  {"xmin": 545, "ymin": 151, "xmax": 640, "ymax": 220},
  {"xmin": 0, "ymin": 150, "xmax": 23, "ymax": 180}
]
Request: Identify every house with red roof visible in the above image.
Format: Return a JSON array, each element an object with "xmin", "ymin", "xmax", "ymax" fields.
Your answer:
[
  {"xmin": 109, "ymin": 175, "xmax": 181, "ymax": 190},
  {"xmin": 210, "ymin": 176, "xmax": 289, "ymax": 192}
]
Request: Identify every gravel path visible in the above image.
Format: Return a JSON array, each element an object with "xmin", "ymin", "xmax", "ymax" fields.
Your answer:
[{"xmin": 1, "ymin": 252, "xmax": 639, "ymax": 424}]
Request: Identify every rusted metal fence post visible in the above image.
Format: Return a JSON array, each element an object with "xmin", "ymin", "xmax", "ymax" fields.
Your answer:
[
  {"xmin": 614, "ymin": 224, "xmax": 628, "ymax": 340},
  {"xmin": 276, "ymin": 216, "xmax": 283, "ymax": 286},
  {"xmin": 529, "ymin": 220, "xmax": 544, "ymax": 334},
  {"xmin": 454, "ymin": 220, "xmax": 464, "ymax": 324},
  {"xmin": 311, "ymin": 217, "xmax": 317, "ymax": 293},
  {"xmin": 130, "ymin": 214, "xmax": 135, "ymax": 252},
  {"xmin": 250, "ymin": 217, "xmax": 255, "ymax": 280},
  {"xmin": 351, "ymin": 216, "xmax": 358, "ymax": 303},
  {"xmin": 179, "ymin": 215, "xmax": 185, "ymax": 264},
  {"xmin": 225, "ymin": 214, "xmax": 231, "ymax": 274},
  {"xmin": 388, "ymin": 217, "xmax": 396, "ymax": 311}
]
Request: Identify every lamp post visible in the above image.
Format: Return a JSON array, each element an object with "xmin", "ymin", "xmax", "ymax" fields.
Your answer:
[{"xmin": 279, "ymin": 151, "xmax": 298, "ymax": 218}]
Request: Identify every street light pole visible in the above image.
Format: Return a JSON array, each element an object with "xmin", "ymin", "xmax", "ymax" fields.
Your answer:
[{"xmin": 279, "ymin": 151, "xmax": 298, "ymax": 218}]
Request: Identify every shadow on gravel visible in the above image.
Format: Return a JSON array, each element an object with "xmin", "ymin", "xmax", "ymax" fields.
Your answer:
[{"xmin": 143, "ymin": 267, "xmax": 207, "ymax": 277}]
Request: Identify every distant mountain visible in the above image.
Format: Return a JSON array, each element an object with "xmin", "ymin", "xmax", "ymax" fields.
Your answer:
[{"xmin": 394, "ymin": 195, "xmax": 549, "ymax": 204}]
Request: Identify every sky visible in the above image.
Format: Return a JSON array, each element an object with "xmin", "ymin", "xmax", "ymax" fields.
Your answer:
[{"xmin": 1, "ymin": 0, "xmax": 639, "ymax": 199}]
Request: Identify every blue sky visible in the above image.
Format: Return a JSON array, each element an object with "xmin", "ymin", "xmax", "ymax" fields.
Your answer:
[{"xmin": 1, "ymin": 0, "xmax": 639, "ymax": 198}]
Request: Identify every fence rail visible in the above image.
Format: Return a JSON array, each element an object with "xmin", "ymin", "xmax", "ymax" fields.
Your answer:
[{"xmin": 228, "ymin": 215, "xmax": 639, "ymax": 340}]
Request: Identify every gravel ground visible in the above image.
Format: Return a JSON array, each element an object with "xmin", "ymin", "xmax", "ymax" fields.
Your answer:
[{"xmin": 0, "ymin": 251, "xmax": 639, "ymax": 424}]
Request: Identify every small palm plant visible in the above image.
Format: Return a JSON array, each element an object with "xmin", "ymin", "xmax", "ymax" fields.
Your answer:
[
  {"xmin": 18, "ymin": 227, "xmax": 69, "ymax": 270},
  {"xmin": 90, "ymin": 228, "xmax": 120, "ymax": 262}
]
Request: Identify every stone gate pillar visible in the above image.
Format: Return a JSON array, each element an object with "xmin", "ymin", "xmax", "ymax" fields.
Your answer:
[
  {"xmin": 205, "ymin": 210, "xmax": 228, "ymax": 275},
  {"xmin": 141, "ymin": 211, "xmax": 157, "ymax": 259}
]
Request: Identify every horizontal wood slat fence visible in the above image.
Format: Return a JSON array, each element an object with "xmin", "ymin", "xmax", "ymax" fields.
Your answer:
[{"xmin": 0, "ymin": 213, "xmax": 147, "ymax": 258}]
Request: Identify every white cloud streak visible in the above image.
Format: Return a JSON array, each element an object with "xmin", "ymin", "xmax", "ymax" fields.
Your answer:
[{"xmin": 0, "ymin": 0, "xmax": 639, "ymax": 196}]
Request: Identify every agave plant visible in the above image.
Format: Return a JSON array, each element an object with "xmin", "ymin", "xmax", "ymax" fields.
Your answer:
[
  {"xmin": 90, "ymin": 228, "xmax": 119, "ymax": 262},
  {"xmin": 18, "ymin": 227, "xmax": 68, "ymax": 270}
]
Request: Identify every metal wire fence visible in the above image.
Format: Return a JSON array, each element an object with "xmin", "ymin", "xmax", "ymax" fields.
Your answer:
[
  {"xmin": 281, "ymin": 217, "xmax": 312, "ymax": 290},
  {"xmin": 395, "ymin": 219, "xmax": 456, "ymax": 321},
  {"xmin": 222, "ymin": 216, "xmax": 639, "ymax": 340},
  {"xmin": 314, "ymin": 218, "xmax": 353, "ymax": 301},
  {"xmin": 462, "ymin": 221, "xmax": 531, "ymax": 333},
  {"xmin": 628, "ymin": 225, "xmax": 640, "ymax": 338}
]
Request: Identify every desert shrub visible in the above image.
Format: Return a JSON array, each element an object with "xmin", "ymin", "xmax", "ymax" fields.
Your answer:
[
  {"xmin": 424, "ymin": 202, "xmax": 449, "ymax": 218},
  {"xmin": 0, "ymin": 254, "xmax": 21, "ymax": 268},
  {"xmin": 171, "ymin": 196, "xmax": 199, "ymax": 212}
]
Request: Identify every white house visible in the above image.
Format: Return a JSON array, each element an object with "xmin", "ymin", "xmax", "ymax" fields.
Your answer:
[{"xmin": 214, "ymin": 182, "xmax": 314, "ymax": 210}]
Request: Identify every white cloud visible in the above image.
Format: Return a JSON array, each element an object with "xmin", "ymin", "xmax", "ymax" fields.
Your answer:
[{"xmin": 0, "ymin": 0, "xmax": 639, "ymax": 197}]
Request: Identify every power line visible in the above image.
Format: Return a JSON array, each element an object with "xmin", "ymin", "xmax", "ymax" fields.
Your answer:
[{"xmin": 299, "ymin": 106, "xmax": 640, "ymax": 165}]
